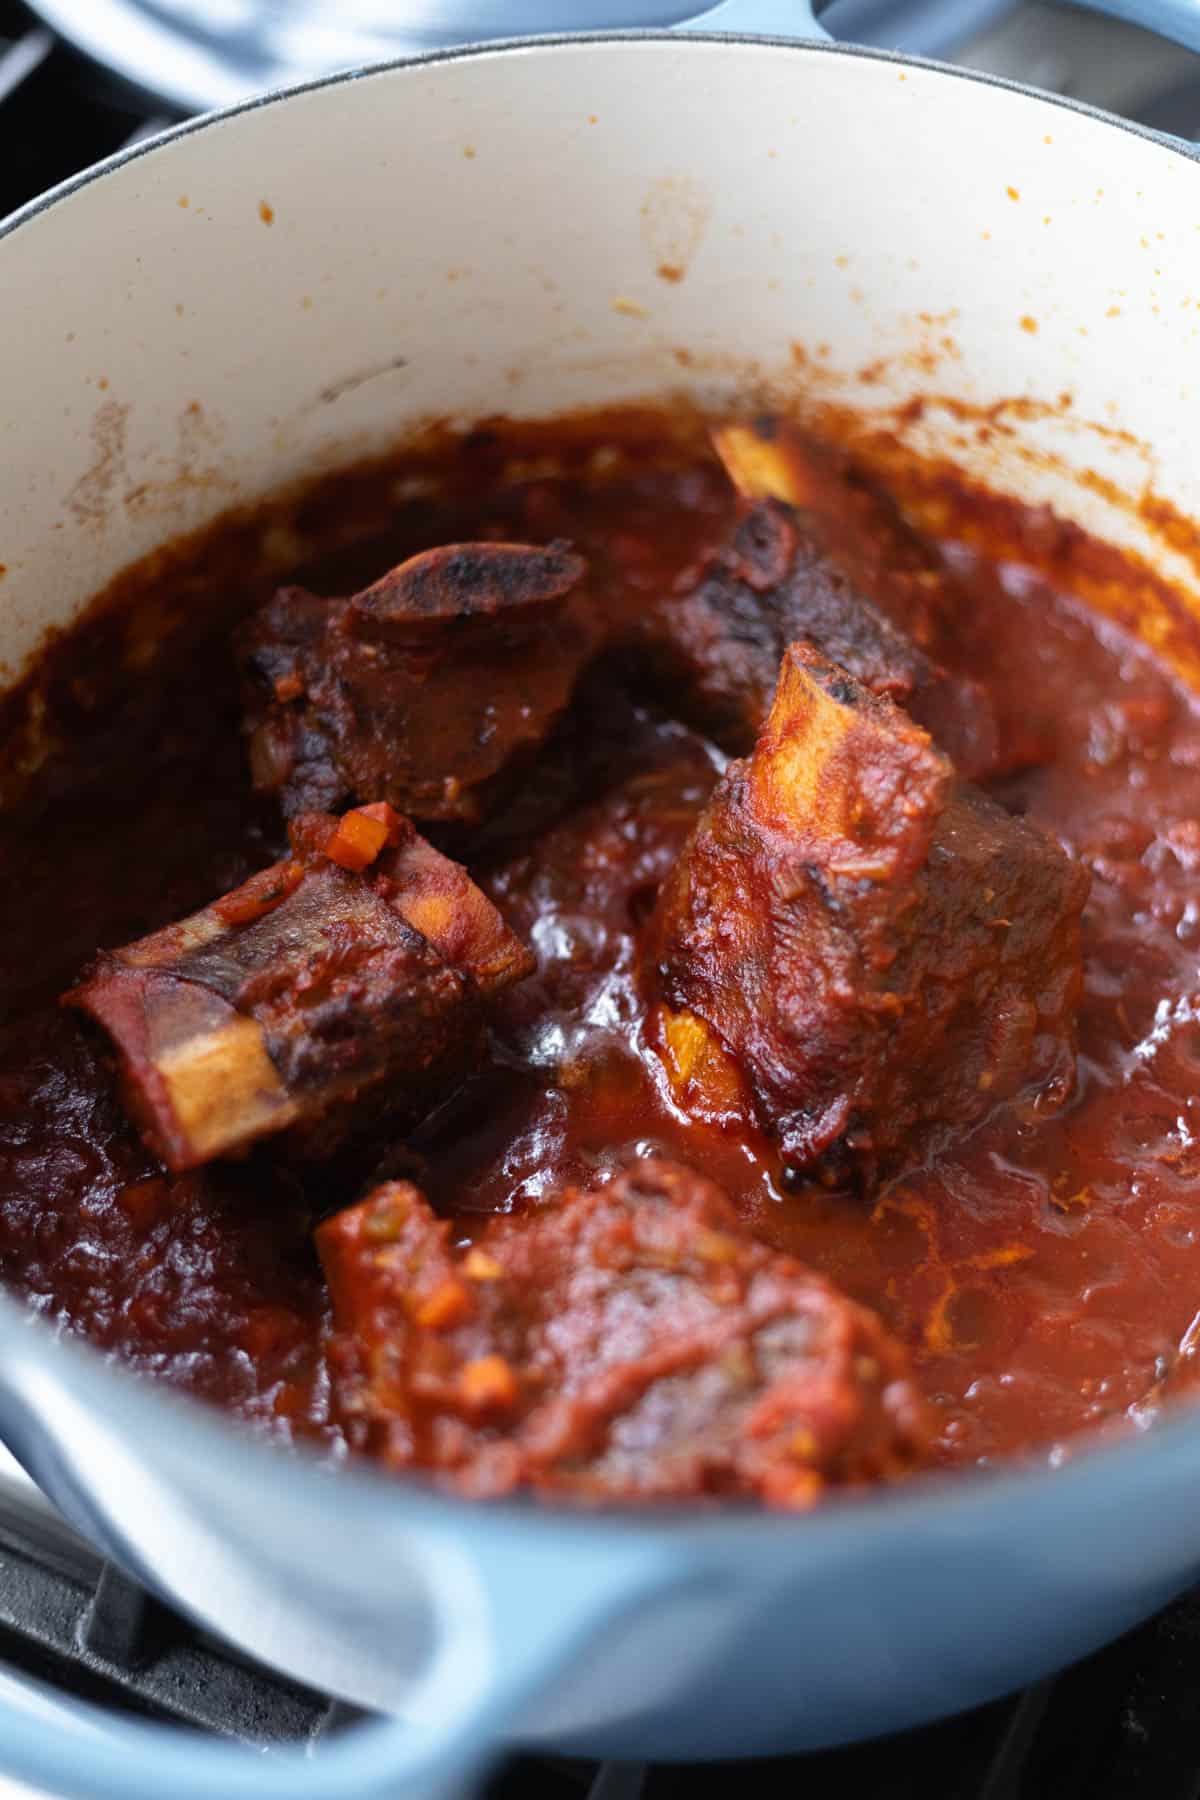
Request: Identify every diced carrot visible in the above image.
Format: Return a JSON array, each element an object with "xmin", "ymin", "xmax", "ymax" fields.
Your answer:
[
  {"xmin": 693, "ymin": 1227, "xmax": 740, "ymax": 1265},
  {"xmin": 273, "ymin": 672, "xmax": 304, "ymax": 703},
  {"xmin": 658, "ymin": 1006, "xmax": 744, "ymax": 1111},
  {"xmin": 415, "ymin": 1278, "xmax": 473, "ymax": 1330},
  {"xmin": 353, "ymin": 801, "xmax": 408, "ymax": 847},
  {"xmin": 239, "ymin": 1305, "xmax": 303, "ymax": 1358},
  {"xmin": 325, "ymin": 809, "xmax": 391, "ymax": 872},
  {"xmin": 361, "ymin": 1186, "xmax": 414, "ymax": 1242},
  {"xmin": 765, "ymin": 1468, "xmax": 824, "ymax": 1510},
  {"xmin": 117, "ymin": 1176, "xmax": 170, "ymax": 1230},
  {"xmin": 463, "ymin": 1247, "xmax": 503, "ymax": 1281},
  {"xmin": 457, "ymin": 1354, "xmax": 519, "ymax": 1415}
]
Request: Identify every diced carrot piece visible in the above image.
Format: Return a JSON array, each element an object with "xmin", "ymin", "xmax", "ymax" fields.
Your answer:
[
  {"xmin": 353, "ymin": 801, "xmax": 408, "ymax": 848},
  {"xmin": 764, "ymin": 1468, "xmax": 824, "ymax": 1510},
  {"xmin": 325, "ymin": 809, "xmax": 391, "ymax": 872},
  {"xmin": 362, "ymin": 1186, "xmax": 415, "ymax": 1243},
  {"xmin": 273, "ymin": 672, "xmax": 304, "ymax": 703},
  {"xmin": 117, "ymin": 1176, "xmax": 170, "ymax": 1230},
  {"xmin": 457, "ymin": 1354, "xmax": 519, "ymax": 1415},
  {"xmin": 414, "ymin": 1278, "xmax": 473, "ymax": 1330},
  {"xmin": 239, "ymin": 1305, "xmax": 304, "ymax": 1358},
  {"xmin": 462, "ymin": 1247, "xmax": 503, "ymax": 1281},
  {"xmin": 693, "ymin": 1227, "xmax": 740, "ymax": 1265}
]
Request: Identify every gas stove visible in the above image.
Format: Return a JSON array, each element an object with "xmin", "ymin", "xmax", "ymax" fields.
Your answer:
[{"xmin": 2, "ymin": 1, "xmax": 1200, "ymax": 1793}]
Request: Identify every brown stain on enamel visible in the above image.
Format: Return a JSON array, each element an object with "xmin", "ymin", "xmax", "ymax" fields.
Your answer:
[
  {"xmin": 640, "ymin": 176, "xmax": 711, "ymax": 287},
  {"xmin": 118, "ymin": 401, "xmax": 235, "ymax": 522},
  {"xmin": 67, "ymin": 401, "xmax": 131, "ymax": 527},
  {"xmin": 781, "ymin": 389, "xmax": 1200, "ymax": 689}
]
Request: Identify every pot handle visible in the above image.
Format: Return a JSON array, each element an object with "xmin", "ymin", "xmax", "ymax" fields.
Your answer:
[
  {"xmin": 675, "ymin": 2, "xmax": 831, "ymax": 43},
  {"xmin": 1069, "ymin": 0, "xmax": 1200, "ymax": 52},
  {"xmin": 0, "ymin": 1531, "xmax": 694, "ymax": 1800}
]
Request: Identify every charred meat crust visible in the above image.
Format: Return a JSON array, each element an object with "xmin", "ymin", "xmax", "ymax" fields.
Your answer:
[{"xmin": 238, "ymin": 541, "xmax": 597, "ymax": 824}]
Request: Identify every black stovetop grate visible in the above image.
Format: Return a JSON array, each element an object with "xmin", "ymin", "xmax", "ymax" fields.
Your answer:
[
  {"xmin": 0, "ymin": 1, "xmax": 182, "ymax": 221},
  {"xmin": 3, "ymin": 3, "xmax": 1200, "ymax": 1794}
]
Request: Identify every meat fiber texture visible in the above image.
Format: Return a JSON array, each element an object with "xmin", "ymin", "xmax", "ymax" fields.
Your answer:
[
  {"xmin": 239, "ymin": 541, "xmax": 596, "ymax": 824},
  {"xmin": 318, "ymin": 1159, "xmax": 932, "ymax": 1506},
  {"xmin": 642, "ymin": 497, "xmax": 998, "ymax": 780},
  {"xmin": 646, "ymin": 644, "xmax": 1090, "ymax": 1184}
]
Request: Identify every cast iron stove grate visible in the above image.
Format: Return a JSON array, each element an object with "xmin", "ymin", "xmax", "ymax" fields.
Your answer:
[
  {"xmin": 0, "ymin": 1, "xmax": 182, "ymax": 221},
  {"xmin": 3, "ymin": 1, "xmax": 1200, "ymax": 1792}
]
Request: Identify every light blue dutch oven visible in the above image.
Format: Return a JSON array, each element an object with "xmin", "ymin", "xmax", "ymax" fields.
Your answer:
[{"xmin": 4, "ymin": 10, "xmax": 1200, "ymax": 1795}]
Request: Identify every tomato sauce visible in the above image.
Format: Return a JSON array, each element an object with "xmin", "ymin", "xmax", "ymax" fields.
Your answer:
[{"xmin": 1, "ymin": 417, "xmax": 1198, "ymax": 1479}]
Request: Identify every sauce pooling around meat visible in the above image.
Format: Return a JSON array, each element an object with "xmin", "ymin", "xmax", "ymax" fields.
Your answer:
[{"xmin": 2, "ymin": 413, "xmax": 1199, "ymax": 1494}]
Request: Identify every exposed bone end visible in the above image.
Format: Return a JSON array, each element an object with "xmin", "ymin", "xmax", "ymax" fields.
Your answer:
[
  {"xmin": 350, "ymin": 541, "xmax": 587, "ymax": 638},
  {"xmin": 653, "ymin": 1004, "xmax": 748, "ymax": 1123},
  {"xmin": 710, "ymin": 422, "xmax": 1004, "ymax": 786},
  {"xmin": 69, "ymin": 968, "xmax": 299, "ymax": 1170},
  {"xmin": 153, "ymin": 1014, "xmax": 298, "ymax": 1165},
  {"xmin": 753, "ymin": 644, "xmax": 951, "ymax": 885},
  {"xmin": 66, "ymin": 808, "xmax": 534, "ymax": 1172},
  {"xmin": 711, "ymin": 420, "xmax": 819, "ymax": 509}
]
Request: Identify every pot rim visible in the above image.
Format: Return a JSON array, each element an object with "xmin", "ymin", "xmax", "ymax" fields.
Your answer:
[{"xmin": 2, "ymin": 30, "xmax": 1198, "ymax": 248}]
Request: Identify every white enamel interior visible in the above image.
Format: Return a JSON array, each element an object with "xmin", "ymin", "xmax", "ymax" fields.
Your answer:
[{"xmin": 2, "ymin": 40, "xmax": 1200, "ymax": 689}]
